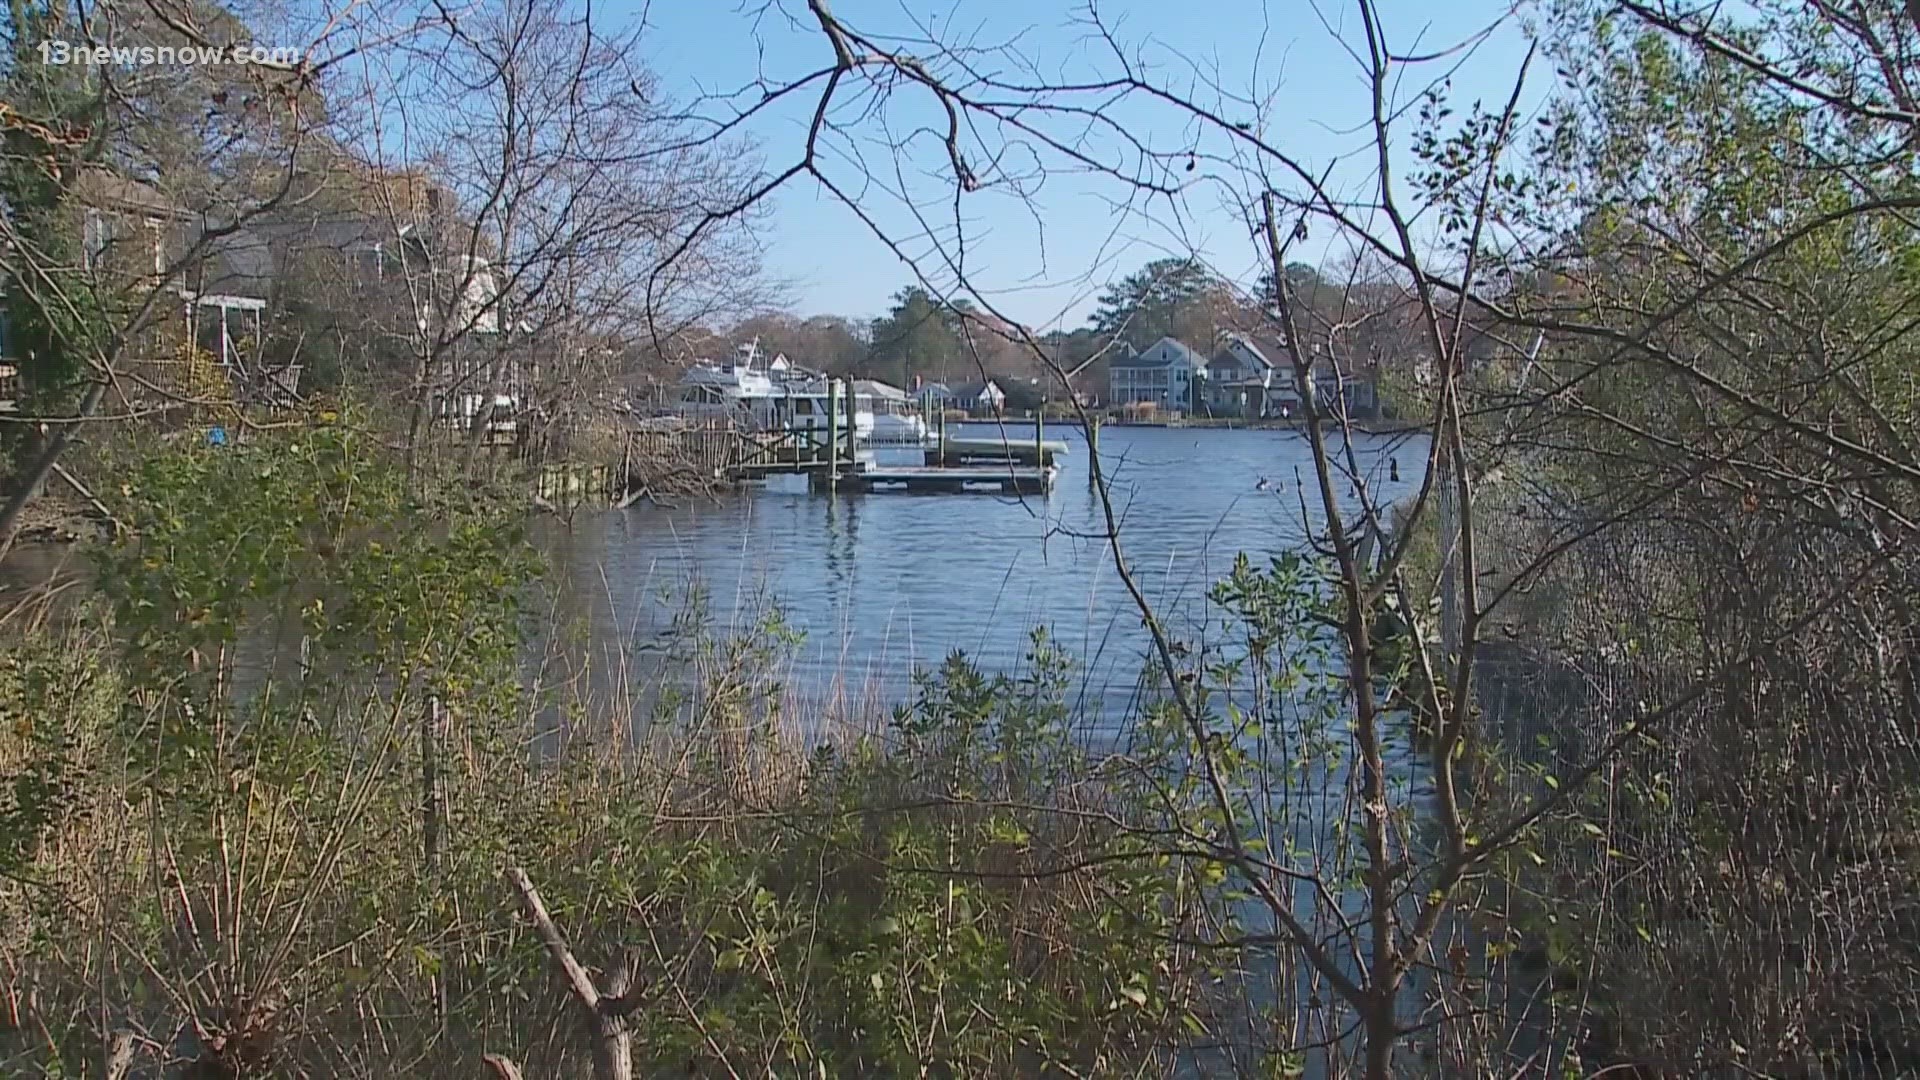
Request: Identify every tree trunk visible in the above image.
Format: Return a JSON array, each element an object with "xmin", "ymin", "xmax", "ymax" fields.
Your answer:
[
  {"xmin": 1364, "ymin": 989, "xmax": 1398, "ymax": 1080},
  {"xmin": 505, "ymin": 867, "xmax": 633, "ymax": 1080},
  {"xmin": 102, "ymin": 1030, "xmax": 135, "ymax": 1080}
]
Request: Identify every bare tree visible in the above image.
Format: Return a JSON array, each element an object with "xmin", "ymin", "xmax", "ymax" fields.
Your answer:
[{"xmin": 334, "ymin": 0, "xmax": 768, "ymax": 482}]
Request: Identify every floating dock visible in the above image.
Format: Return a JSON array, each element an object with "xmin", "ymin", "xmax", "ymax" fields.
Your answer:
[
  {"xmin": 814, "ymin": 465, "xmax": 1057, "ymax": 496},
  {"xmin": 931, "ymin": 436, "xmax": 1068, "ymax": 469}
]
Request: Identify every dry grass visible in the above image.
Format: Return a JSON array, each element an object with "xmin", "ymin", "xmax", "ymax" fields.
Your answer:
[{"xmin": 0, "ymin": 576, "xmax": 1201, "ymax": 1079}]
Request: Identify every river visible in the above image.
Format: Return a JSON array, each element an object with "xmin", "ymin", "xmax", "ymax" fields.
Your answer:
[
  {"xmin": 2, "ymin": 423, "xmax": 1425, "ymax": 722},
  {"xmin": 538, "ymin": 422, "xmax": 1427, "ymax": 729}
]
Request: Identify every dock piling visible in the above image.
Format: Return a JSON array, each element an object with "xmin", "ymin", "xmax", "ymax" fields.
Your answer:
[
  {"xmin": 827, "ymin": 379, "xmax": 841, "ymax": 488},
  {"xmin": 1086, "ymin": 416, "xmax": 1100, "ymax": 489}
]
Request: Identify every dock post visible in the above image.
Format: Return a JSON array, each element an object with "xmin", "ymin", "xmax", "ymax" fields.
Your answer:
[
  {"xmin": 1035, "ymin": 406, "xmax": 1044, "ymax": 469},
  {"xmin": 1086, "ymin": 416, "xmax": 1100, "ymax": 489},
  {"xmin": 827, "ymin": 378, "xmax": 840, "ymax": 490},
  {"xmin": 937, "ymin": 408, "xmax": 947, "ymax": 466}
]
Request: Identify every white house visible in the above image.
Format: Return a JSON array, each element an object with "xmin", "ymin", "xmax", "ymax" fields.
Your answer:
[
  {"xmin": 1109, "ymin": 337, "xmax": 1208, "ymax": 412},
  {"xmin": 949, "ymin": 379, "xmax": 1006, "ymax": 415}
]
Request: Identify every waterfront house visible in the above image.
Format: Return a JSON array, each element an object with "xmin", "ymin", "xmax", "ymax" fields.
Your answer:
[
  {"xmin": 57, "ymin": 168, "xmax": 290, "ymax": 404},
  {"xmin": 1108, "ymin": 337, "xmax": 1207, "ymax": 412},
  {"xmin": 915, "ymin": 380, "xmax": 956, "ymax": 411},
  {"xmin": 1308, "ymin": 355, "xmax": 1380, "ymax": 418},
  {"xmin": 1203, "ymin": 334, "xmax": 1294, "ymax": 417},
  {"xmin": 248, "ymin": 171, "xmax": 513, "ymax": 421},
  {"xmin": 949, "ymin": 379, "xmax": 1006, "ymax": 416},
  {"xmin": 852, "ymin": 378, "xmax": 911, "ymax": 413}
]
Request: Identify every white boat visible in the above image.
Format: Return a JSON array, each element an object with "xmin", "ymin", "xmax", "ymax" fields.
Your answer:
[
  {"xmin": 849, "ymin": 377, "xmax": 930, "ymax": 444},
  {"xmin": 671, "ymin": 340, "xmax": 877, "ymax": 440},
  {"xmin": 866, "ymin": 411, "xmax": 930, "ymax": 445}
]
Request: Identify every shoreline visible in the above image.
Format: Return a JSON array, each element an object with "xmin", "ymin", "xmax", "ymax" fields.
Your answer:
[{"xmin": 988, "ymin": 416, "xmax": 1424, "ymax": 435}]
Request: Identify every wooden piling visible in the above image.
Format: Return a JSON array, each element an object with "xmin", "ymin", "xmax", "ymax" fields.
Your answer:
[
  {"xmin": 1086, "ymin": 416, "xmax": 1101, "ymax": 489},
  {"xmin": 827, "ymin": 379, "xmax": 841, "ymax": 488}
]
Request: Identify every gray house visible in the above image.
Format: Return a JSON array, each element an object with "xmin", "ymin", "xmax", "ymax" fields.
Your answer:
[
  {"xmin": 1108, "ymin": 337, "xmax": 1208, "ymax": 412},
  {"xmin": 949, "ymin": 379, "xmax": 1006, "ymax": 415},
  {"xmin": 1311, "ymin": 358, "xmax": 1379, "ymax": 417},
  {"xmin": 1203, "ymin": 334, "xmax": 1290, "ymax": 417},
  {"xmin": 915, "ymin": 380, "xmax": 955, "ymax": 411}
]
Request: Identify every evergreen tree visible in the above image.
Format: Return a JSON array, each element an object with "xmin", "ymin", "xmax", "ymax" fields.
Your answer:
[
  {"xmin": 867, "ymin": 286, "xmax": 962, "ymax": 386},
  {"xmin": 1087, "ymin": 257, "xmax": 1222, "ymax": 349}
]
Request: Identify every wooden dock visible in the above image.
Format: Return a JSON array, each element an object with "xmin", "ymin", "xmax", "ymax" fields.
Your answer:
[
  {"xmin": 621, "ymin": 393, "xmax": 1064, "ymax": 499},
  {"xmin": 625, "ymin": 423, "xmax": 841, "ymax": 480}
]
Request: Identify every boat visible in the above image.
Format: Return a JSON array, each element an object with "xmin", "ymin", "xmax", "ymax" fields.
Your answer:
[
  {"xmin": 866, "ymin": 411, "xmax": 930, "ymax": 445},
  {"xmin": 670, "ymin": 340, "xmax": 878, "ymax": 440}
]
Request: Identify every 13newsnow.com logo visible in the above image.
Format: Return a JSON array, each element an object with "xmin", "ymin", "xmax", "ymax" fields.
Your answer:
[{"xmin": 39, "ymin": 40, "xmax": 304, "ymax": 68}]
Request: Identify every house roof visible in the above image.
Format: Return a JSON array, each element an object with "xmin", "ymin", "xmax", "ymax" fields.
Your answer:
[
  {"xmin": 196, "ymin": 226, "xmax": 276, "ymax": 299},
  {"xmin": 252, "ymin": 210, "xmax": 392, "ymax": 252},
  {"xmin": 74, "ymin": 168, "xmax": 184, "ymax": 218},
  {"xmin": 1214, "ymin": 334, "xmax": 1275, "ymax": 371},
  {"xmin": 1111, "ymin": 337, "xmax": 1205, "ymax": 369},
  {"xmin": 852, "ymin": 378, "xmax": 908, "ymax": 401},
  {"xmin": 189, "ymin": 208, "xmax": 401, "ymax": 301},
  {"xmin": 950, "ymin": 379, "xmax": 1002, "ymax": 399},
  {"xmin": 917, "ymin": 381, "xmax": 953, "ymax": 396}
]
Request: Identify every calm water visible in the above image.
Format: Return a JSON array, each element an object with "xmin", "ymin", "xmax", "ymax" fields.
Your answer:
[
  {"xmin": 0, "ymin": 425, "xmax": 1426, "ymax": 724},
  {"xmin": 540, "ymin": 423, "xmax": 1427, "ymax": 724}
]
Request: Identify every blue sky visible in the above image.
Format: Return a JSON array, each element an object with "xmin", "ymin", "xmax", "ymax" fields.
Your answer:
[{"xmin": 631, "ymin": 0, "xmax": 1540, "ymax": 330}]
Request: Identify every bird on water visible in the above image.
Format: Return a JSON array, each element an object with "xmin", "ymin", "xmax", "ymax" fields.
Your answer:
[{"xmin": 1255, "ymin": 477, "xmax": 1271, "ymax": 492}]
